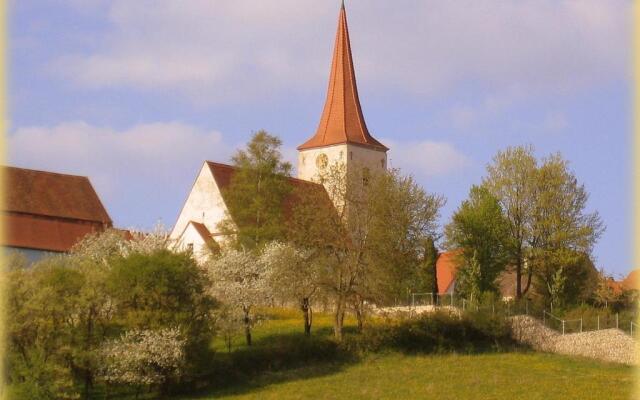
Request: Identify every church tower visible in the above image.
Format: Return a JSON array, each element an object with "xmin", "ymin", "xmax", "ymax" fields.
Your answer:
[{"xmin": 297, "ymin": 3, "xmax": 388, "ymax": 185}]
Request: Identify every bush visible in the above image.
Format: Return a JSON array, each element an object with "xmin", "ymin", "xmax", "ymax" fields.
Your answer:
[
  {"xmin": 106, "ymin": 250, "xmax": 217, "ymax": 383},
  {"xmin": 342, "ymin": 310, "xmax": 515, "ymax": 355}
]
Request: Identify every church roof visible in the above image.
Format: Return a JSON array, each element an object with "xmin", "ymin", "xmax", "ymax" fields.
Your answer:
[
  {"xmin": 205, "ymin": 161, "xmax": 333, "ymax": 219},
  {"xmin": 298, "ymin": 4, "xmax": 387, "ymax": 152}
]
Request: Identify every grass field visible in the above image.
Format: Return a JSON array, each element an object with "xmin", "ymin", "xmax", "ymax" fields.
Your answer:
[
  {"xmin": 177, "ymin": 308, "xmax": 635, "ymax": 400},
  {"xmin": 190, "ymin": 353, "xmax": 633, "ymax": 400}
]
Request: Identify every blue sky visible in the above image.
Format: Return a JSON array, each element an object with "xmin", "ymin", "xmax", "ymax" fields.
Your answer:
[{"xmin": 8, "ymin": 1, "xmax": 632, "ymax": 276}]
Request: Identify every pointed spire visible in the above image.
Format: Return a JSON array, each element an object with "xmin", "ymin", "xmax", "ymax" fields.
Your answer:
[{"xmin": 298, "ymin": 3, "xmax": 387, "ymax": 151}]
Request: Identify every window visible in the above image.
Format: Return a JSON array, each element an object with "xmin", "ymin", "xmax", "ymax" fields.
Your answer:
[
  {"xmin": 362, "ymin": 167, "xmax": 370, "ymax": 186},
  {"xmin": 350, "ymin": 151, "xmax": 353, "ymax": 160}
]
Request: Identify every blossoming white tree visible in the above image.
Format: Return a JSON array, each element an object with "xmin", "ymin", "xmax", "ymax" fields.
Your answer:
[
  {"xmin": 261, "ymin": 242, "xmax": 319, "ymax": 335},
  {"xmin": 204, "ymin": 249, "xmax": 271, "ymax": 346}
]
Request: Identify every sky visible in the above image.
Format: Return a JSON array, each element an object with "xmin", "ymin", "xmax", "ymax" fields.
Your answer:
[{"xmin": 8, "ymin": 0, "xmax": 632, "ymax": 277}]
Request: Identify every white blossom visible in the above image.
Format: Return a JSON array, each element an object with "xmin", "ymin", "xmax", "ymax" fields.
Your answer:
[{"xmin": 100, "ymin": 327, "xmax": 186, "ymax": 386}]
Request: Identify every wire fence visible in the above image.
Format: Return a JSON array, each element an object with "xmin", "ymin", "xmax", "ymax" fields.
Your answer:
[{"xmin": 407, "ymin": 292, "xmax": 638, "ymax": 337}]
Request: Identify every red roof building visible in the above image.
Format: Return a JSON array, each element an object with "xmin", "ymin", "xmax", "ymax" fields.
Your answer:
[{"xmin": 3, "ymin": 166, "xmax": 112, "ymax": 260}]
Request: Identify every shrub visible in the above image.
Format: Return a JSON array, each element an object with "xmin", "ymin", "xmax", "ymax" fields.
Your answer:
[
  {"xmin": 342, "ymin": 310, "xmax": 515, "ymax": 355},
  {"xmin": 100, "ymin": 327, "xmax": 186, "ymax": 394}
]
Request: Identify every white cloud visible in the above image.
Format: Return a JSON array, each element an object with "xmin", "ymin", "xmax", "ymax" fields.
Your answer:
[
  {"xmin": 50, "ymin": 0, "xmax": 630, "ymax": 103},
  {"xmin": 8, "ymin": 121, "xmax": 232, "ymax": 214},
  {"xmin": 385, "ymin": 139, "xmax": 471, "ymax": 178}
]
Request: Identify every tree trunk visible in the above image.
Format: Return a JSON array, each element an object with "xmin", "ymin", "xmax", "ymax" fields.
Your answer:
[
  {"xmin": 243, "ymin": 308, "xmax": 252, "ymax": 346},
  {"xmin": 515, "ymin": 250, "xmax": 523, "ymax": 299},
  {"xmin": 301, "ymin": 297, "xmax": 312, "ymax": 336},
  {"xmin": 354, "ymin": 296, "xmax": 364, "ymax": 332},
  {"xmin": 333, "ymin": 298, "xmax": 346, "ymax": 341}
]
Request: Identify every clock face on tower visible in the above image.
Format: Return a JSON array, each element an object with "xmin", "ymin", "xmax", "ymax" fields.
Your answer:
[{"xmin": 316, "ymin": 153, "xmax": 328, "ymax": 169}]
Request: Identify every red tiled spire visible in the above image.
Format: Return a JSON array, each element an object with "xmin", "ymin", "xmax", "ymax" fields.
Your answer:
[{"xmin": 298, "ymin": 3, "xmax": 388, "ymax": 151}]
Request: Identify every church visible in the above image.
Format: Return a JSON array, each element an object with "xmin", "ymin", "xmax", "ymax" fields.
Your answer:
[{"xmin": 170, "ymin": 4, "xmax": 388, "ymax": 261}]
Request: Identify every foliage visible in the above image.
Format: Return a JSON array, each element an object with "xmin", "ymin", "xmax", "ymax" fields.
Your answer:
[
  {"xmin": 261, "ymin": 242, "xmax": 318, "ymax": 334},
  {"xmin": 288, "ymin": 162, "xmax": 444, "ymax": 339},
  {"xmin": 100, "ymin": 327, "xmax": 186, "ymax": 388},
  {"xmin": 483, "ymin": 145, "xmax": 603, "ymax": 300},
  {"xmin": 106, "ymin": 249, "xmax": 215, "ymax": 372},
  {"xmin": 205, "ymin": 248, "xmax": 271, "ymax": 345},
  {"xmin": 445, "ymin": 185, "xmax": 511, "ymax": 297},
  {"xmin": 455, "ymin": 251, "xmax": 482, "ymax": 300},
  {"xmin": 342, "ymin": 310, "xmax": 513, "ymax": 355},
  {"xmin": 218, "ymin": 130, "xmax": 293, "ymax": 249},
  {"xmin": 418, "ymin": 237, "xmax": 439, "ymax": 294}
]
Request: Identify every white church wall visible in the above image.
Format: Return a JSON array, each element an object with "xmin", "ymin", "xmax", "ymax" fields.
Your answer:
[
  {"xmin": 170, "ymin": 163, "xmax": 230, "ymax": 244},
  {"xmin": 176, "ymin": 222, "xmax": 210, "ymax": 264},
  {"xmin": 297, "ymin": 143, "xmax": 386, "ymax": 183}
]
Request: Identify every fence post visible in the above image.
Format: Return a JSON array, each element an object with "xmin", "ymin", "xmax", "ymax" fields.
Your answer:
[
  {"xmin": 543, "ymin": 310, "xmax": 546, "ymax": 326},
  {"xmin": 631, "ymin": 322, "xmax": 634, "ymax": 336},
  {"xmin": 597, "ymin": 315, "xmax": 600, "ymax": 330},
  {"xmin": 525, "ymin": 301, "xmax": 529, "ymax": 315},
  {"xmin": 451, "ymin": 292, "xmax": 454, "ymax": 306},
  {"xmin": 492, "ymin": 303, "xmax": 495, "ymax": 316},
  {"xmin": 431, "ymin": 293, "xmax": 434, "ymax": 306},
  {"xmin": 616, "ymin": 313, "xmax": 619, "ymax": 329},
  {"xmin": 562, "ymin": 320, "xmax": 565, "ymax": 335},
  {"xmin": 580, "ymin": 318, "xmax": 583, "ymax": 333}
]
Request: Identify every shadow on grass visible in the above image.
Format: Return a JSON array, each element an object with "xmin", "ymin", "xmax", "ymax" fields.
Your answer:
[
  {"xmin": 179, "ymin": 331, "xmax": 359, "ymax": 399},
  {"xmin": 175, "ymin": 314, "xmax": 522, "ymax": 399}
]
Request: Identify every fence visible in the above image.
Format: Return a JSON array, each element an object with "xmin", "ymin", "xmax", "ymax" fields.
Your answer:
[{"xmin": 408, "ymin": 292, "xmax": 638, "ymax": 337}]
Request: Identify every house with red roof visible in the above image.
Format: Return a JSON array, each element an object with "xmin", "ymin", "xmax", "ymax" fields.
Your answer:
[{"xmin": 2, "ymin": 166, "xmax": 113, "ymax": 262}]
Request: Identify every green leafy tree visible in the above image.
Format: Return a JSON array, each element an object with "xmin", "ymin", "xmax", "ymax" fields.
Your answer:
[
  {"xmin": 218, "ymin": 130, "xmax": 293, "ymax": 249},
  {"xmin": 289, "ymin": 163, "xmax": 444, "ymax": 339},
  {"xmin": 418, "ymin": 237, "xmax": 439, "ymax": 294},
  {"xmin": 456, "ymin": 251, "xmax": 482, "ymax": 301},
  {"xmin": 106, "ymin": 250, "xmax": 215, "ymax": 376},
  {"xmin": 445, "ymin": 185, "xmax": 511, "ymax": 296},
  {"xmin": 483, "ymin": 145, "xmax": 603, "ymax": 299}
]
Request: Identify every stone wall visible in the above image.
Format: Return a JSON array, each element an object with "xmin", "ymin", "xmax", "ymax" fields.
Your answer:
[{"xmin": 510, "ymin": 315, "xmax": 638, "ymax": 365}]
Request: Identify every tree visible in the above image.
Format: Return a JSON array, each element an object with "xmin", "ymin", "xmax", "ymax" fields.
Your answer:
[
  {"xmin": 483, "ymin": 146, "xmax": 603, "ymax": 299},
  {"xmin": 261, "ymin": 242, "xmax": 319, "ymax": 335},
  {"xmin": 594, "ymin": 268, "xmax": 617, "ymax": 307},
  {"xmin": 483, "ymin": 145, "xmax": 538, "ymax": 299},
  {"xmin": 444, "ymin": 185, "xmax": 511, "ymax": 296},
  {"xmin": 218, "ymin": 130, "xmax": 293, "ymax": 249},
  {"xmin": 418, "ymin": 237, "xmax": 439, "ymax": 295},
  {"xmin": 289, "ymin": 162, "xmax": 444, "ymax": 339},
  {"xmin": 455, "ymin": 251, "xmax": 482, "ymax": 301},
  {"xmin": 204, "ymin": 249, "xmax": 271, "ymax": 346},
  {"xmin": 106, "ymin": 250, "xmax": 215, "ymax": 373},
  {"xmin": 363, "ymin": 169, "xmax": 445, "ymax": 305}
]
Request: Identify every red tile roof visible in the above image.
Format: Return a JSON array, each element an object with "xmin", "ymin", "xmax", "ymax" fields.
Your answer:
[
  {"xmin": 298, "ymin": 4, "xmax": 387, "ymax": 152},
  {"xmin": 3, "ymin": 213, "xmax": 105, "ymax": 252},
  {"xmin": 3, "ymin": 166, "xmax": 112, "ymax": 252},
  {"xmin": 190, "ymin": 221, "xmax": 213, "ymax": 242},
  {"xmin": 621, "ymin": 270, "xmax": 640, "ymax": 291},
  {"xmin": 436, "ymin": 250, "xmax": 463, "ymax": 294},
  {"xmin": 205, "ymin": 161, "xmax": 333, "ymax": 221},
  {"xmin": 5, "ymin": 166, "xmax": 111, "ymax": 224}
]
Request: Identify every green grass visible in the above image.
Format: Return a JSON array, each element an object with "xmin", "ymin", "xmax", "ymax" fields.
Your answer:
[
  {"xmin": 185, "ymin": 352, "xmax": 633, "ymax": 400},
  {"xmin": 181, "ymin": 308, "xmax": 635, "ymax": 400}
]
